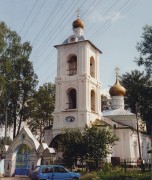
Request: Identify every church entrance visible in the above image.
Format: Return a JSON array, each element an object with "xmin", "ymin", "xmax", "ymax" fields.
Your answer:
[{"xmin": 15, "ymin": 144, "xmax": 31, "ymax": 176}]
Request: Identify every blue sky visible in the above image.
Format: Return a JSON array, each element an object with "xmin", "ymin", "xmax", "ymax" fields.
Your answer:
[{"xmin": 0, "ymin": 0, "xmax": 152, "ymax": 91}]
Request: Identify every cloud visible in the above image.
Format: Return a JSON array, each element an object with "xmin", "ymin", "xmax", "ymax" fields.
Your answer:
[
  {"xmin": 88, "ymin": 10, "xmax": 124, "ymax": 23},
  {"xmin": 111, "ymin": 11, "xmax": 124, "ymax": 22}
]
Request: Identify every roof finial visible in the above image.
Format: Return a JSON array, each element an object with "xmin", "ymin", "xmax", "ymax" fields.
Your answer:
[
  {"xmin": 76, "ymin": 8, "xmax": 80, "ymax": 19},
  {"xmin": 73, "ymin": 9, "xmax": 84, "ymax": 29},
  {"xmin": 109, "ymin": 67, "xmax": 126, "ymax": 96},
  {"xmin": 115, "ymin": 66, "xmax": 120, "ymax": 79}
]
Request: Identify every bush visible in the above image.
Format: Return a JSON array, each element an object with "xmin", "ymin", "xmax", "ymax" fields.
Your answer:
[
  {"xmin": 80, "ymin": 163, "xmax": 151, "ymax": 180},
  {"xmin": 101, "ymin": 163, "xmax": 113, "ymax": 173},
  {"xmin": 97, "ymin": 163, "xmax": 151, "ymax": 180},
  {"xmin": 98, "ymin": 170, "xmax": 151, "ymax": 180},
  {"xmin": 80, "ymin": 172, "xmax": 97, "ymax": 180}
]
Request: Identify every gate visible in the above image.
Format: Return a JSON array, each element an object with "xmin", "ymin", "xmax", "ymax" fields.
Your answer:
[{"xmin": 15, "ymin": 144, "xmax": 30, "ymax": 176}]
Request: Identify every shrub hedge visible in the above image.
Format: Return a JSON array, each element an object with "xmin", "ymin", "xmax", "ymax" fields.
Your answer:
[{"xmin": 80, "ymin": 163, "xmax": 151, "ymax": 180}]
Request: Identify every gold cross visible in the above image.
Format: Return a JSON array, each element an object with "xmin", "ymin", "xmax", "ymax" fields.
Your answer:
[
  {"xmin": 115, "ymin": 66, "xmax": 120, "ymax": 78},
  {"xmin": 76, "ymin": 8, "xmax": 80, "ymax": 18}
]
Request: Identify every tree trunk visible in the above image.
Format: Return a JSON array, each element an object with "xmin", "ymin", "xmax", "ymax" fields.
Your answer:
[
  {"xmin": 13, "ymin": 112, "xmax": 16, "ymax": 139},
  {"xmin": 13, "ymin": 103, "xmax": 17, "ymax": 139},
  {"xmin": 17, "ymin": 95, "xmax": 26, "ymax": 135}
]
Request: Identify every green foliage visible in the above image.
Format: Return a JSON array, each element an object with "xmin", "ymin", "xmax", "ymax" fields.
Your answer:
[
  {"xmin": 83, "ymin": 126, "xmax": 117, "ymax": 161},
  {"xmin": 97, "ymin": 164, "xmax": 151, "ymax": 180},
  {"xmin": 0, "ymin": 21, "xmax": 38, "ymax": 139},
  {"xmin": 121, "ymin": 70, "xmax": 152, "ymax": 133},
  {"xmin": 101, "ymin": 95, "xmax": 111, "ymax": 111},
  {"xmin": 136, "ymin": 25, "xmax": 152, "ymax": 76},
  {"xmin": 101, "ymin": 163, "xmax": 113, "ymax": 173},
  {"xmin": 80, "ymin": 172, "xmax": 97, "ymax": 180},
  {"xmin": 98, "ymin": 171, "xmax": 151, "ymax": 180},
  {"xmin": 79, "ymin": 162, "xmax": 152, "ymax": 180},
  {"xmin": 27, "ymin": 83, "xmax": 55, "ymax": 142},
  {"xmin": 121, "ymin": 25, "xmax": 152, "ymax": 134},
  {"xmin": 60, "ymin": 129, "xmax": 85, "ymax": 168},
  {"xmin": 59, "ymin": 126, "xmax": 117, "ymax": 170},
  {"xmin": 0, "ymin": 136, "xmax": 12, "ymax": 150},
  {"xmin": 79, "ymin": 164, "xmax": 151, "ymax": 180}
]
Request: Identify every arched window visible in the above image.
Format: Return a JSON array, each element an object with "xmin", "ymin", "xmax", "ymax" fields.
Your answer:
[
  {"xmin": 67, "ymin": 88, "xmax": 77, "ymax": 109},
  {"xmin": 67, "ymin": 55, "xmax": 77, "ymax": 76},
  {"xmin": 90, "ymin": 56, "xmax": 95, "ymax": 78},
  {"xmin": 91, "ymin": 90, "xmax": 95, "ymax": 111}
]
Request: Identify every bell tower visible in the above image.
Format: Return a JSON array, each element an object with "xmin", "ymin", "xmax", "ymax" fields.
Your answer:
[{"xmin": 52, "ymin": 15, "xmax": 102, "ymax": 138}]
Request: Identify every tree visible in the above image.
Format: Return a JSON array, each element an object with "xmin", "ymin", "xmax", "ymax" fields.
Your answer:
[
  {"xmin": 59, "ymin": 126, "xmax": 117, "ymax": 170},
  {"xmin": 0, "ymin": 137, "xmax": 12, "ymax": 150},
  {"xmin": 135, "ymin": 25, "xmax": 152, "ymax": 76},
  {"xmin": 121, "ymin": 70, "xmax": 152, "ymax": 133},
  {"xmin": 60, "ymin": 129, "xmax": 85, "ymax": 169},
  {"xmin": 27, "ymin": 83, "xmax": 55, "ymax": 142},
  {"xmin": 83, "ymin": 126, "xmax": 117, "ymax": 170},
  {"xmin": 0, "ymin": 22, "xmax": 38, "ymax": 139},
  {"xmin": 101, "ymin": 94, "xmax": 111, "ymax": 111},
  {"xmin": 121, "ymin": 25, "xmax": 152, "ymax": 134}
]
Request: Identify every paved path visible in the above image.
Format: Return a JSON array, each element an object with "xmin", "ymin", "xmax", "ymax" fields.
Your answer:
[{"xmin": 0, "ymin": 177, "xmax": 30, "ymax": 180}]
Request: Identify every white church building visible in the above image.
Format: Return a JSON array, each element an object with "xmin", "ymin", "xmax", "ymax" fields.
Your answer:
[
  {"xmin": 103, "ymin": 75, "xmax": 151, "ymax": 164},
  {"xmin": 0, "ymin": 15, "xmax": 151, "ymax": 176}
]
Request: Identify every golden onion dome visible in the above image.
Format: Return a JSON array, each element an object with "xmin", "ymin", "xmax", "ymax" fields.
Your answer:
[
  {"xmin": 109, "ymin": 78, "xmax": 126, "ymax": 96},
  {"xmin": 73, "ymin": 18, "xmax": 84, "ymax": 29}
]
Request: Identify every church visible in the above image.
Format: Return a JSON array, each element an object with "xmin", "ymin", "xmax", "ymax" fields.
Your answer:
[{"xmin": 0, "ymin": 14, "xmax": 151, "ymax": 177}]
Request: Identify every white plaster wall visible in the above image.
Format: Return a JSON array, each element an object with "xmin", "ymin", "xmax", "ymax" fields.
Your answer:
[
  {"xmin": 53, "ymin": 40, "xmax": 102, "ymax": 138},
  {"xmin": 109, "ymin": 115, "xmax": 137, "ymax": 129},
  {"xmin": 0, "ymin": 159, "xmax": 4, "ymax": 175},
  {"xmin": 113, "ymin": 129, "xmax": 135, "ymax": 160},
  {"xmin": 113, "ymin": 128, "xmax": 151, "ymax": 162},
  {"xmin": 111, "ymin": 96, "xmax": 125, "ymax": 109}
]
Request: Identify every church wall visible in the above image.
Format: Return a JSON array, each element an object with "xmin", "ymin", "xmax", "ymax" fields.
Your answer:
[
  {"xmin": 0, "ymin": 159, "xmax": 4, "ymax": 175},
  {"xmin": 113, "ymin": 129, "xmax": 135, "ymax": 160},
  {"xmin": 111, "ymin": 115, "xmax": 137, "ymax": 129},
  {"xmin": 113, "ymin": 128, "xmax": 151, "ymax": 163},
  {"xmin": 140, "ymin": 135, "xmax": 151, "ymax": 161}
]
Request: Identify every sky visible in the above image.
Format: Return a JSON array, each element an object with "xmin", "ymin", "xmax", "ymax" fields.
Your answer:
[{"xmin": 0, "ymin": 0, "xmax": 152, "ymax": 92}]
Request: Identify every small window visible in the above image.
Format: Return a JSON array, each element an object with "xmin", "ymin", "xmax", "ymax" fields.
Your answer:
[
  {"xmin": 67, "ymin": 55, "xmax": 77, "ymax": 76},
  {"xmin": 91, "ymin": 90, "xmax": 95, "ymax": 111},
  {"xmin": 90, "ymin": 56, "xmax": 95, "ymax": 78},
  {"xmin": 66, "ymin": 88, "xmax": 77, "ymax": 109}
]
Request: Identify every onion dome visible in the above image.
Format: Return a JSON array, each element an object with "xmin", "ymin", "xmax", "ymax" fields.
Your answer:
[
  {"xmin": 109, "ymin": 78, "xmax": 126, "ymax": 96},
  {"xmin": 73, "ymin": 18, "xmax": 84, "ymax": 29}
]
